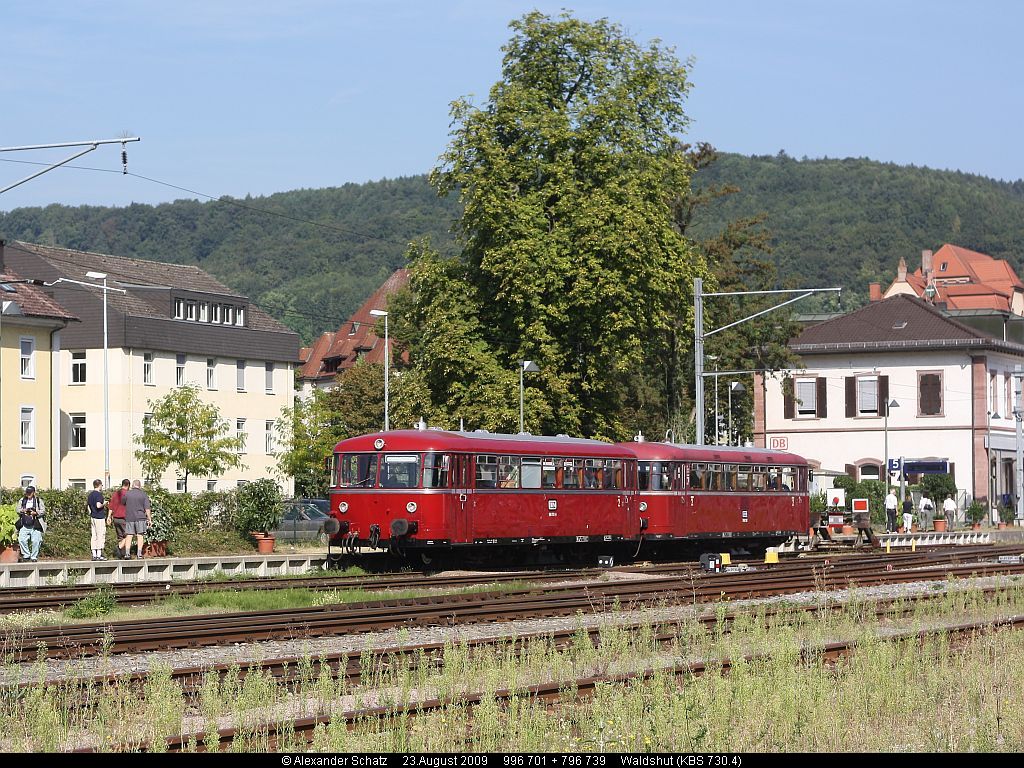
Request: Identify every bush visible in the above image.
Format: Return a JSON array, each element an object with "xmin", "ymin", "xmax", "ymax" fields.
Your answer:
[
  {"xmin": 966, "ymin": 500, "xmax": 987, "ymax": 524},
  {"xmin": 999, "ymin": 503, "xmax": 1016, "ymax": 524},
  {"xmin": 0, "ymin": 504, "xmax": 17, "ymax": 546}
]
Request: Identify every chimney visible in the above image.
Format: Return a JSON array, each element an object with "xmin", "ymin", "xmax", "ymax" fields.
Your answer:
[
  {"xmin": 0, "ymin": 239, "xmax": 5, "ymax": 272},
  {"xmin": 869, "ymin": 283, "xmax": 882, "ymax": 302},
  {"xmin": 897, "ymin": 257, "xmax": 907, "ymax": 282},
  {"xmin": 921, "ymin": 249, "xmax": 934, "ymax": 279}
]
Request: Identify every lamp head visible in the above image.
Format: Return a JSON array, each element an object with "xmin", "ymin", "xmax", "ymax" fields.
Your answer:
[
  {"xmin": 369, "ymin": 309, "xmax": 388, "ymax": 318},
  {"xmin": 521, "ymin": 360, "xmax": 540, "ymax": 373},
  {"xmin": 85, "ymin": 271, "xmax": 107, "ymax": 280}
]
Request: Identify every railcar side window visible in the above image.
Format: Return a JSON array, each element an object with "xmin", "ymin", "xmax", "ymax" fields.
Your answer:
[
  {"xmin": 688, "ymin": 464, "xmax": 704, "ymax": 490},
  {"xmin": 736, "ymin": 465, "xmax": 752, "ymax": 493},
  {"xmin": 562, "ymin": 458, "xmax": 582, "ymax": 489},
  {"xmin": 339, "ymin": 453, "xmax": 378, "ymax": 488},
  {"xmin": 521, "ymin": 457, "xmax": 542, "ymax": 488},
  {"xmin": 781, "ymin": 467, "xmax": 797, "ymax": 492},
  {"xmin": 541, "ymin": 458, "xmax": 557, "ymax": 488},
  {"xmin": 476, "ymin": 455, "xmax": 498, "ymax": 489},
  {"xmin": 640, "ymin": 461, "xmax": 674, "ymax": 491},
  {"xmin": 767, "ymin": 467, "xmax": 782, "ymax": 490},
  {"xmin": 498, "ymin": 457, "xmax": 520, "ymax": 488},
  {"xmin": 751, "ymin": 466, "xmax": 768, "ymax": 492},
  {"xmin": 706, "ymin": 464, "xmax": 723, "ymax": 491},
  {"xmin": 603, "ymin": 459, "xmax": 623, "ymax": 489},
  {"xmin": 382, "ymin": 455, "xmax": 420, "ymax": 489},
  {"xmin": 583, "ymin": 458, "xmax": 603, "ymax": 489},
  {"xmin": 423, "ymin": 453, "xmax": 450, "ymax": 488}
]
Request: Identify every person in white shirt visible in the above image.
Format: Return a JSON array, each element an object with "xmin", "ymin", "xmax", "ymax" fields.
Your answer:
[
  {"xmin": 884, "ymin": 488, "xmax": 899, "ymax": 533},
  {"xmin": 942, "ymin": 494, "xmax": 957, "ymax": 528},
  {"xmin": 918, "ymin": 493, "xmax": 935, "ymax": 530}
]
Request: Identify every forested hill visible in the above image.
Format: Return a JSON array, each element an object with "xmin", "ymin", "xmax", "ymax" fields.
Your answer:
[{"xmin": 2, "ymin": 154, "xmax": 1023, "ymax": 342}]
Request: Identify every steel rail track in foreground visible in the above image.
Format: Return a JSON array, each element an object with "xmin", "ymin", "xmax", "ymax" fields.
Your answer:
[
  {"xmin": 127, "ymin": 612, "xmax": 1024, "ymax": 753},
  {"xmin": 0, "ymin": 543, "xmax": 1008, "ymax": 614},
  {"xmin": 5, "ymin": 546, "xmax": 1024, "ymax": 662},
  {"xmin": 40, "ymin": 581, "xmax": 1016, "ymax": 711}
]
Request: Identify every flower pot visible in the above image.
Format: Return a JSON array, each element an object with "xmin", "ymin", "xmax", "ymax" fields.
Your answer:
[
  {"xmin": 841, "ymin": 524, "xmax": 855, "ymax": 536},
  {"xmin": 971, "ymin": 522, "xmax": 982, "ymax": 531},
  {"xmin": 911, "ymin": 523, "xmax": 919, "ymax": 532},
  {"xmin": 998, "ymin": 522, "xmax": 1008, "ymax": 530},
  {"xmin": 897, "ymin": 526, "xmax": 905, "ymax": 534},
  {"xmin": 256, "ymin": 535, "xmax": 276, "ymax": 554},
  {"xmin": 144, "ymin": 541, "xmax": 168, "ymax": 558},
  {"xmin": 0, "ymin": 544, "xmax": 19, "ymax": 564},
  {"xmin": 933, "ymin": 519, "xmax": 947, "ymax": 532}
]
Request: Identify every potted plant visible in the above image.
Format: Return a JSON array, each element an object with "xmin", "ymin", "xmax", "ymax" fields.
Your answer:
[
  {"xmin": 0, "ymin": 504, "xmax": 19, "ymax": 563},
  {"xmin": 144, "ymin": 506, "xmax": 174, "ymax": 558},
  {"xmin": 236, "ymin": 479, "xmax": 283, "ymax": 554},
  {"xmin": 998, "ymin": 503, "xmax": 1015, "ymax": 530},
  {"xmin": 966, "ymin": 501, "xmax": 986, "ymax": 531},
  {"xmin": 932, "ymin": 509, "xmax": 947, "ymax": 532}
]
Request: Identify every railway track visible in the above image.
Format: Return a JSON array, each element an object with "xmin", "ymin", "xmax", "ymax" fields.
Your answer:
[
  {"xmin": 124, "ymin": 610, "xmax": 1024, "ymax": 752},
  {"xmin": 5, "ymin": 545, "xmax": 1023, "ymax": 662},
  {"xmin": 0, "ymin": 543, "xmax": 1007, "ymax": 614}
]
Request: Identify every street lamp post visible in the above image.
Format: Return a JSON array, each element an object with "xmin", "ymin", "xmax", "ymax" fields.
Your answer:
[
  {"xmin": 518, "ymin": 360, "xmax": 540, "ymax": 433},
  {"xmin": 883, "ymin": 398, "xmax": 899, "ymax": 496},
  {"xmin": 45, "ymin": 275, "xmax": 125, "ymax": 488},
  {"xmin": 987, "ymin": 410, "xmax": 1001, "ymax": 516},
  {"xmin": 728, "ymin": 381, "xmax": 746, "ymax": 446},
  {"xmin": 1015, "ymin": 366, "xmax": 1024, "ymax": 524},
  {"xmin": 369, "ymin": 309, "xmax": 389, "ymax": 432}
]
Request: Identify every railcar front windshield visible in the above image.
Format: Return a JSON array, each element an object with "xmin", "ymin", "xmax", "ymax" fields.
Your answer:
[
  {"xmin": 339, "ymin": 453, "xmax": 379, "ymax": 488},
  {"xmin": 381, "ymin": 454, "xmax": 421, "ymax": 489}
]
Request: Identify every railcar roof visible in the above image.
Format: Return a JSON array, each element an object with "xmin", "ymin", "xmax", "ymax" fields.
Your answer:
[
  {"xmin": 618, "ymin": 441, "xmax": 808, "ymax": 465},
  {"xmin": 333, "ymin": 429, "xmax": 635, "ymax": 458}
]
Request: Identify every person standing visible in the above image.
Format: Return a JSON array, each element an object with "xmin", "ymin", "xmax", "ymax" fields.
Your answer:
[
  {"xmin": 902, "ymin": 492, "xmax": 914, "ymax": 533},
  {"xmin": 943, "ymin": 493, "xmax": 958, "ymax": 529},
  {"xmin": 119, "ymin": 480, "xmax": 152, "ymax": 560},
  {"xmin": 884, "ymin": 487, "xmax": 899, "ymax": 533},
  {"xmin": 918, "ymin": 492, "xmax": 934, "ymax": 530},
  {"xmin": 16, "ymin": 486, "xmax": 46, "ymax": 562},
  {"xmin": 87, "ymin": 479, "xmax": 108, "ymax": 561},
  {"xmin": 108, "ymin": 479, "xmax": 130, "ymax": 558}
]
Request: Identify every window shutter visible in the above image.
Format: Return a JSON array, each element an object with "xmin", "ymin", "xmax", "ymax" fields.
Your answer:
[
  {"xmin": 879, "ymin": 376, "xmax": 889, "ymax": 413},
  {"xmin": 845, "ymin": 463, "xmax": 856, "ymax": 478},
  {"xmin": 783, "ymin": 377, "xmax": 794, "ymax": 419},
  {"xmin": 845, "ymin": 377, "xmax": 856, "ymax": 417},
  {"xmin": 816, "ymin": 377, "xmax": 828, "ymax": 418},
  {"xmin": 948, "ymin": 462, "xmax": 955, "ymax": 485},
  {"xmin": 920, "ymin": 374, "xmax": 942, "ymax": 415}
]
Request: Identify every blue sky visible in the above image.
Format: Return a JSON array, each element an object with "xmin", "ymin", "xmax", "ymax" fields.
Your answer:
[{"xmin": 2, "ymin": 1, "xmax": 1021, "ymax": 211}]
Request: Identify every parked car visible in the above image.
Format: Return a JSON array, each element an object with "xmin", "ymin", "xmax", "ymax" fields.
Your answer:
[
  {"xmin": 302, "ymin": 498, "xmax": 330, "ymax": 515},
  {"xmin": 274, "ymin": 500, "xmax": 332, "ymax": 544}
]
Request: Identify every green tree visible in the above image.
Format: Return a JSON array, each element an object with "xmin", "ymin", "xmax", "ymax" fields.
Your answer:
[
  {"xmin": 396, "ymin": 10, "xmax": 708, "ymax": 439},
  {"xmin": 134, "ymin": 385, "xmax": 244, "ymax": 492}
]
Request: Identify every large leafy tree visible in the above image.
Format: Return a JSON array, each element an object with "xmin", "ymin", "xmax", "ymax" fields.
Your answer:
[
  {"xmin": 395, "ymin": 11, "xmax": 709, "ymax": 440},
  {"xmin": 134, "ymin": 385, "xmax": 244, "ymax": 492}
]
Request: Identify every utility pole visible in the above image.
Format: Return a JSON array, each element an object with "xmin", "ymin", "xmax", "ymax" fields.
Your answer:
[
  {"xmin": 694, "ymin": 280, "xmax": 841, "ymax": 445},
  {"xmin": 1015, "ymin": 366, "xmax": 1023, "ymax": 524}
]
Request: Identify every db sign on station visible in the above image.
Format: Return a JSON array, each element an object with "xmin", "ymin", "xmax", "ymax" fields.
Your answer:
[{"xmin": 769, "ymin": 436, "xmax": 789, "ymax": 450}]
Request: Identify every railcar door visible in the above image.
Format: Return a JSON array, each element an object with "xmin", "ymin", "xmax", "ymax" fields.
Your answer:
[{"xmin": 451, "ymin": 453, "xmax": 472, "ymax": 543}]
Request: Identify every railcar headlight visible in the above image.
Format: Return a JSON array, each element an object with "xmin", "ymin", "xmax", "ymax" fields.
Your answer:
[
  {"xmin": 406, "ymin": 501, "xmax": 418, "ymax": 513},
  {"xmin": 639, "ymin": 502, "xmax": 648, "ymax": 512},
  {"xmin": 339, "ymin": 501, "xmax": 349, "ymax": 514}
]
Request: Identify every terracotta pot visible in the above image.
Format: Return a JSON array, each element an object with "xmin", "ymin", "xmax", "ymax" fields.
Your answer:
[
  {"xmin": 911, "ymin": 523, "xmax": 919, "ymax": 532},
  {"xmin": 144, "ymin": 541, "xmax": 168, "ymax": 558},
  {"xmin": 0, "ymin": 544, "xmax": 19, "ymax": 564},
  {"xmin": 841, "ymin": 524, "xmax": 855, "ymax": 536},
  {"xmin": 897, "ymin": 527, "xmax": 905, "ymax": 534},
  {"xmin": 998, "ymin": 522, "xmax": 1008, "ymax": 530},
  {"xmin": 933, "ymin": 519, "xmax": 947, "ymax": 532},
  {"xmin": 971, "ymin": 523, "xmax": 982, "ymax": 531},
  {"xmin": 256, "ymin": 535, "xmax": 276, "ymax": 554}
]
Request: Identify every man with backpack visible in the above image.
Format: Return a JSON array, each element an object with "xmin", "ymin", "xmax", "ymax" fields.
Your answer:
[
  {"xmin": 918, "ymin": 492, "xmax": 935, "ymax": 531},
  {"xmin": 16, "ymin": 486, "xmax": 46, "ymax": 562},
  {"xmin": 87, "ymin": 479, "xmax": 108, "ymax": 561}
]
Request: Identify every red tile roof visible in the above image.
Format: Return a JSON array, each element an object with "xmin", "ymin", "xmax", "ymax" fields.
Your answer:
[
  {"xmin": 0, "ymin": 271, "xmax": 77, "ymax": 322},
  {"xmin": 896, "ymin": 244, "xmax": 1024, "ymax": 313},
  {"xmin": 299, "ymin": 269, "xmax": 409, "ymax": 384}
]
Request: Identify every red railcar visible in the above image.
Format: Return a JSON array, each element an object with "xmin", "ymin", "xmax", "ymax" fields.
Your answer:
[
  {"xmin": 328, "ymin": 429, "xmax": 809, "ymax": 559},
  {"xmin": 329, "ymin": 430, "xmax": 638, "ymax": 553},
  {"xmin": 624, "ymin": 440, "xmax": 810, "ymax": 546}
]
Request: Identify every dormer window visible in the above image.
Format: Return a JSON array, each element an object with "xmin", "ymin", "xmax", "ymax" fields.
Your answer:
[
  {"xmin": 235, "ymin": 306, "xmax": 245, "ymax": 327},
  {"xmin": 174, "ymin": 298, "xmax": 185, "ymax": 319},
  {"xmin": 186, "ymin": 301, "xmax": 197, "ymax": 321},
  {"xmin": 940, "ymin": 262, "xmax": 948, "ymax": 272},
  {"xmin": 224, "ymin": 305, "xmax": 234, "ymax": 325},
  {"xmin": 349, "ymin": 322, "xmax": 359, "ymax": 336},
  {"xmin": 212, "ymin": 304, "xmax": 222, "ymax": 323}
]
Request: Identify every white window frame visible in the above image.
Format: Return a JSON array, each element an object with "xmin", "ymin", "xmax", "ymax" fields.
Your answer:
[
  {"xmin": 224, "ymin": 305, "xmax": 234, "ymax": 325},
  {"xmin": 20, "ymin": 475, "xmax": 34, "ymax": 489},
  {"xmin": 71, "ymin": 351, "xmax": 87, "ymax": 385},
  {"xmin": 212, "ymin": 304, "xmax": 222, "ymax": 324},
  {"xmin": 20, "ymin": 406, "xmax": 34, "ymax": 448},
  {"xmin": 173, "ymin": 298, "xmax": 185, "ymax": 319},
  {"xmin": 265, "ymin": 362, "xmax": 274, "ymax": 394},
  {"xmin": 794, "ymin": 378, "xmax": 817, "ymax": 418},
  {"xmin": 857, "ymin": 375, "xmax": 879, "ymax": 416},
  {"xmin": 235, "ymin": 306, "xmax": 245, "ymax": 327},
  {"xmin": 70, "ymin": 413, "xmax": 87, "ymax": 449},
  {"xmin": 143, "ymin": 352, "xmax": 154, "ymax": 386},
  {"xmin": 206, "ymin": 479, "xmax": 217, "ymax": 492},
  {"xmin": 265, "ymin": 420, "xmax": 275, "ymax": 454},
  {"xmin": 236, "ymin": 359, "xmax": 246, "ymax": 392},
  {"xmin": 207, "ymin": 358, "xmax": 217, "ymax": 390},
  {"xmin": 176, "ymin": 478, "xmax": 187, "ymax": 492},
  {"xmin": 176, "ymin": 353, "xmax": 186, "ymax": 386},
  {"xmin": 199, "ymin": 302, "xmax": 209, "ymax": 322},
  {"xmin": 20, "ymin": 337, "xmax": 34, "ymax": 379},
  {"xmin": 69, "ymin": 478, "xmax": 87, "ymax": 490},
  {"xmin": 236, "ymin": 418, "xmax": 247, "ymax": 454}
]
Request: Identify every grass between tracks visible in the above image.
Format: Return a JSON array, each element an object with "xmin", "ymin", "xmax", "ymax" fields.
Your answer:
[
  {"xmin": 3, "ymin": 576, "xmax": 1024, "ymax": 751},
  {"xmin": 0, "ymin": 579, "xmax": 537, "ymax": 629}
]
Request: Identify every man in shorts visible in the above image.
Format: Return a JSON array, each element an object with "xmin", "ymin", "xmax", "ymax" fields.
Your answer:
[
  {"xmin": 108, "ymin": 479, "xmax": 130, "ymax": 558},
  {"xmin": 119, "ymin": 480, "xmax": 152, "ymax": 560}
]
